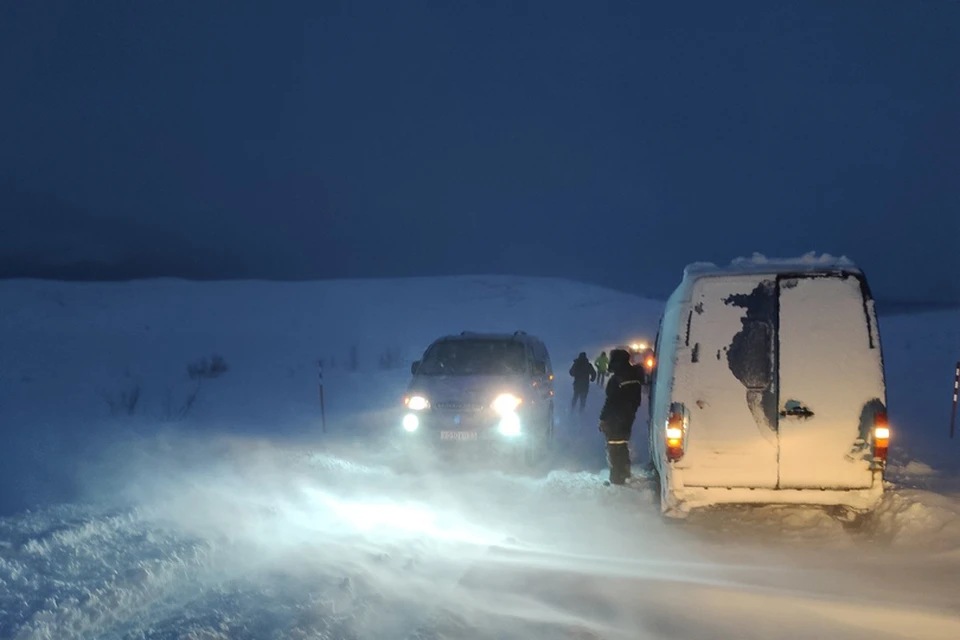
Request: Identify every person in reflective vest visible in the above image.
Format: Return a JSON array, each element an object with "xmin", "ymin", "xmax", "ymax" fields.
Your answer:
[
  {"xmin": 598, "ymin": 349, "xmax": 644, "ymax": 485},
  {"xmin": 594, "ymin": 351, "xmax": 609, "ymax": 387}
]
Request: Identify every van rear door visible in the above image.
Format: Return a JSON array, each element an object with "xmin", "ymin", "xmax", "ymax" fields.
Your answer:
[
  {"xmin": 777, "ymin": 274, "xmax": 882, "ymax": 489},
  {"xmin": 681, "ymin": 276, "xmax": 779, "ymax": 489}
]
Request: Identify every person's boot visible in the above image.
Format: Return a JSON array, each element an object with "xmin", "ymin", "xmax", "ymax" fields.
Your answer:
[
  {"xmin": 607, "ymin": 443, "xmax": 629, "ymax": 485},
  {"xmin": 609, "ymin": 468, "xmax": 626, "ymax": 485}
]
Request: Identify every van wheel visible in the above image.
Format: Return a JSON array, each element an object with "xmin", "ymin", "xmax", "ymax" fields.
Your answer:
[
  {"xmin": 828, "ymin": 506, "xmax": 873, "ymax": 531},
  {"xmin": 654, "ymin": 470, "xmax": 687, "ymax": 522},
  {"xmin": 651, "ymin": 468, "xmax": 663, "ymax": 511}
]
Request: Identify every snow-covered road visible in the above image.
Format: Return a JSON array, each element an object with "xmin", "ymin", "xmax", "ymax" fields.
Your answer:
[{"xmin": 3, "ymin": 434, "xmax": 959, "ymax": 640}]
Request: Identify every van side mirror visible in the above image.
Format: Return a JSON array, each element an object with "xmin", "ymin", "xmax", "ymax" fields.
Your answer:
[{"xmin": 411, "ymin": 360, "xmax": 421, "ymax": 375}]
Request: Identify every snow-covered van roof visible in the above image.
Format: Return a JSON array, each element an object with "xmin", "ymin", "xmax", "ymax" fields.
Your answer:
[
  {"xmin": 669, "ymin": 252, "xmax": 865, "ymax": 304},
  {"xmin": 683, "ymin": 252, "xmax": 861, "ymax": 279}
]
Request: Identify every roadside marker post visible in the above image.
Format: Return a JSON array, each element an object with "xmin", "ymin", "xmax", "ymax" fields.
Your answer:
[
  {"xmin": 951, "ymin": 362, "xmax": 959, "ymax": 439},
  {"xmin": 318, "ymin": 359, "xmax": 327, "ymax": 433}
]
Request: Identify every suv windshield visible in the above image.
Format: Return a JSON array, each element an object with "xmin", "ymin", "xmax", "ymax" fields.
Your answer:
[{"xmin": 418, "ymin": 340, "xmax": 527, "ymax": 376}]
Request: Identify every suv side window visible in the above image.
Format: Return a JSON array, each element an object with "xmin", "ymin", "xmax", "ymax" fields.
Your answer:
[
  {"xmin": 540, "ymin": 343, "xmax": 553, "ymax": 376},
  {"xmin": 529, "ymin": 340, "xmax": 551, "ymax": 377}
]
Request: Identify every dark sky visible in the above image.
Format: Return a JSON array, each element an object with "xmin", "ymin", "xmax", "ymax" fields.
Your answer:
[{"xmin": 1, "ymin": 1, "xmax": 958, "ymax": 302}]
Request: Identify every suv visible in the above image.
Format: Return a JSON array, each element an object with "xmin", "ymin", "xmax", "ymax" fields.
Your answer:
[{"xmin": 400, "ymin": 331, "xmax": 555, "ymax": 463}]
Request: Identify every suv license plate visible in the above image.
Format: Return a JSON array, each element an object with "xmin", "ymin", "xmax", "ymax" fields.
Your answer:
[{"xmin": 440, "ymin": 431, "xmax": 478, "ymax": 441}]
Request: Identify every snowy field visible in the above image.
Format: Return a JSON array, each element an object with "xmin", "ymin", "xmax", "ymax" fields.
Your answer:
[{"xmin": 1, "ymin": 276, "xmax": 959, "ymax": 639}]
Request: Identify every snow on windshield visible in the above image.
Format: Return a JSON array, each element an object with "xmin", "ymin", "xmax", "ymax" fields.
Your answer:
[{"xmin": 417, "ymin": 340, "xmax": 527, "ymax": 376}]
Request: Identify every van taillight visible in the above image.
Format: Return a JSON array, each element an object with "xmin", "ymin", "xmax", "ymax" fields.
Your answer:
[
  {"xmin": 666, "ymin": 411, "xmax": 685, "ymax": 462},
  {"xmin": 873, "ymin": 411, "xmax": 890, "ymax": 464}
]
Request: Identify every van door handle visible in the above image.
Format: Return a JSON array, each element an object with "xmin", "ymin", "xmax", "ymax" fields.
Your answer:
[{"xmin": 780, "ymin": 405, "xmax": 814, "ymax": 419}]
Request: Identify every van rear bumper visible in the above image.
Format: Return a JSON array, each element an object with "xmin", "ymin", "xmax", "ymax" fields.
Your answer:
[{"xmin": 663, "ymin": 472, "xmax": 884, "ymax": 516}]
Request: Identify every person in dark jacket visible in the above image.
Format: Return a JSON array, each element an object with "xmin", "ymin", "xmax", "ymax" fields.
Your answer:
[
  {"xmin": 569, "ymin": 352, "xmax": 596, "ymax": 413},
  {"xmin": 599, "ymin": 348, "xmax": 645, "ymax": 485}
]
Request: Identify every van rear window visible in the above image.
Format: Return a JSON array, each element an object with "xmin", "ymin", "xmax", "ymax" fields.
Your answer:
[{"xmin": 782, "ymin": 274, "xmax": 876, "ymax": 349}]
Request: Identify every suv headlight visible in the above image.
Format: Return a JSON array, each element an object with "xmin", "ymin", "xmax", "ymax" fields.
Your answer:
[
  {"xmin": 405, "ymin": 395, "xmax": 430, "ymax": 411},
  {"xmin": 491, "ymin": 393, "xmax": 522, "ymax": 416}
]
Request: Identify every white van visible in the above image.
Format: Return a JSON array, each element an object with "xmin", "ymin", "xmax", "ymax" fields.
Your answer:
[{"xmin": 648, "ymin": 256, "xmax": 890, "ymax": 519}]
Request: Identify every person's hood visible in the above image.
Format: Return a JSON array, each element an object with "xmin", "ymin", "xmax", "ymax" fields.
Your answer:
[
  {"xmin": 407, "ymin": 374, "xmax": 531, "ymax": 407},
  {"xmin": 609, "ymin": 349, "xmax": 632, "ymax": 374}
]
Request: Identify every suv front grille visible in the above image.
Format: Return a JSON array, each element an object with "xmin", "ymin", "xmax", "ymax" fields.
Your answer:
[{"xmin": 434, "ymin": 401, "xmax": 485, "ymax": 413}]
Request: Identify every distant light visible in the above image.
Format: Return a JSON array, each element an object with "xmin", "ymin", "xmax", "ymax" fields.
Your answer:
[{"xmin": 402, "ymin": 414, "xmax": 419, "ymax": 432}]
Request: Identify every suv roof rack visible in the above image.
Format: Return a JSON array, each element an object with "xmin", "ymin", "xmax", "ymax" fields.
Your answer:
[{"xmin": 451, "ymin": 330, "xmax": 533, "ymax": 341}]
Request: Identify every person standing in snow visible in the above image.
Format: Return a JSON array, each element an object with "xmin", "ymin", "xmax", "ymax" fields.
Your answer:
[
  {"xmin": 569, "ymin": 352, "xmax": 596, "ymax": 413},
  {"xmin": 594, "ymin": 351, "xmax": 609, "ymax": 387},
  {"xmin": 598, "ymin": 348, "xmax": 644, "ymax": 485}
]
